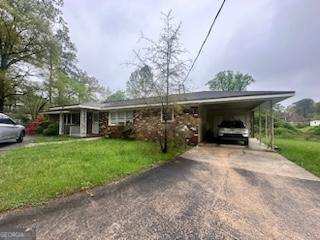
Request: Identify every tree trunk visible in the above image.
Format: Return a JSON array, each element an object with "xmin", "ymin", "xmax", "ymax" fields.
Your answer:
[
  {"xmin": 48, "ymin": 50, "xmax": 54, "ymax": 103},
  {"xmin": 162, "ymin": 39, "xmax": 171, "ymax": 154},
  {"xmin": 163, "ymin": 110, "xmax": 168, "ymax": 153},
  {"xmin": 0, "ymin": 70, "xmax": 6, "ymax": 113}
]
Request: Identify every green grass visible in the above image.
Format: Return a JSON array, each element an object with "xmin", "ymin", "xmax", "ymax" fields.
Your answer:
[
  {"xmin": 272, "ymin": 124, "xmax": 320, "ymax": 141},
  {"xmin": 0, "ymin": 139, "xmax": 183, "ymax": 212},
  {"xmin": 275, "ymin": 138, "xmax": 320, "ymax": 177}
]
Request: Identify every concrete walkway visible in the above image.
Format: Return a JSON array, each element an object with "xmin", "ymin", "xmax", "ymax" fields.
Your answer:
[{"xmin": 1, "ymin": 144, "xmax": 319, "ymax": 239}]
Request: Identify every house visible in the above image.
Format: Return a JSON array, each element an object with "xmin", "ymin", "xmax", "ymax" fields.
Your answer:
[
  {"xmin": 43, "ymin": 91, "xmax": 294, "ymax": 145},
  {"xmin": 310, "ymin": 120, "xmax": 320, "ymax": 127},
  {"xmin": 284, "ymin": 111, "xmax": 308, "ymax": 125}
]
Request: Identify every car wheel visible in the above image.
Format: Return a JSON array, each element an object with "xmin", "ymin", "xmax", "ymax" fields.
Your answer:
[
  {"xmin": 16, "ymin": 132, "xmax": 24, "ymax": 143},
  {"xmin": 244, "ymin": 138, "xmax": 249, "ymax": 146}
]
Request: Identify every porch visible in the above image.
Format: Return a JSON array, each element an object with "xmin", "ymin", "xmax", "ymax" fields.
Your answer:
[{"xmin": 47, "ymin": 109, "xmax": 100, "ymax": 137}]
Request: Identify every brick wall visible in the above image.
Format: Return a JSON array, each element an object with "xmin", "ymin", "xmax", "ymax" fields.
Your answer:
[
  {"xmin": 133, "ymin": 108, "xmax": 162, "ymax": 141},
  {"xmin": 99, "ymin": 106, "xmax": 200, "ymax": 145}
]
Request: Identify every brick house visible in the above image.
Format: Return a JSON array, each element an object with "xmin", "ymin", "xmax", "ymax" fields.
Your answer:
[{"xmin": 43, "ymin": 91, "xmax": 294, "ymax": 145}]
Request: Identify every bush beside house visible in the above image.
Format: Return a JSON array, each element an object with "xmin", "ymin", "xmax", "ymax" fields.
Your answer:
[
  {"xmin": 42, "ymin": 123, "xmax": 59, "ymax": 136},
  {"xmin": 99, "ymin": 106, "xmax": 199, "ymax": 147},
  {"xmin": 26, "ymin": 116, "xmax": 44, "ymax": 135},
  {"xmin": 26, "ymin": 115, "xmax": 59, "ymax": 136}
]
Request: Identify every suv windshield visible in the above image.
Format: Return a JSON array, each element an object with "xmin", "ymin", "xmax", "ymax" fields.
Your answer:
[{"xmin": 219, "ymin": 120, "xmax": 245, "ymax": 128}]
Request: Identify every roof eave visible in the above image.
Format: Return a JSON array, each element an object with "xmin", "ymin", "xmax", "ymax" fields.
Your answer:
[
  {"xmin": 44, "ymin": 92, "xmax": 295, "ymax": 113},
  {"xmin": 47, "ymin": 105, "xmax": 102, "ymax": 112},
  {"xmin": 100, "ymin": 92, "xmax": 295, "ymax": 111}
]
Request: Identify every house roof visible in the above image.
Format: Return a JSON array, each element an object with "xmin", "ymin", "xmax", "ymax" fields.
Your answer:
[
  {"xmin": 46, "ymin": 90, "xmax": 295, "ymax": 112},
  {"xmin": 284, "ymin": 112, "xmax": 308, "ymax": 123},
  {"xmin": 102, "ymin": 91, "xmax": 294, "ymax": 108}
]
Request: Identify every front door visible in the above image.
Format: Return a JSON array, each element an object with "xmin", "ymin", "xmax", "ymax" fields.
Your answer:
[
  {"xmin": 92, "ymin": 112, "xmax": 99, "ymax": 134},
  {"xmin": 87, "ymin": 112, "xmax": 92, "ymax": 135}
]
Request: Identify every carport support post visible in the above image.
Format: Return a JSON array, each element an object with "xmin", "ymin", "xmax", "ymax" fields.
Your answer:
[
  {"xmin": 259, "ymin": 105, "xmax": 262, "ymax": 144},
  {"xmin": 251, "ymin": 111, "xmax": 255, "ymax": 138},
  {"xmin": 265, "ymin": 111, "xmax": 268, "ymax": 142},
  {"xmin": 270, "ymin": 101, "xmax": 275, "ymax": 150}
]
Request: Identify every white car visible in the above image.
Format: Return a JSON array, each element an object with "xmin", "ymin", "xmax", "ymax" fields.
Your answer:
[
  {"xmin": 0, "ymin": 113, "xmax": 25, "ymax": 143},
  {"xmin": 218, "ymin": 120, "xmax": 250, "ymax": 146}
]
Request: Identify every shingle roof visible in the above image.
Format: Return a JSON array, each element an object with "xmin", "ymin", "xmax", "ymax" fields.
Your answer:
[
  {"xmin": 47, "ymin": 90, "xmax": 294, "ymax": 111},
  {"xmin": 101, "ymin": 91, "xmax": 295, "ymax": 108}
]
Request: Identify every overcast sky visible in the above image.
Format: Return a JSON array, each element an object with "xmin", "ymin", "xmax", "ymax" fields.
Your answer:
[{"xmin": 62, "ymin": 0, "xmax": 320, "ymax": 105}]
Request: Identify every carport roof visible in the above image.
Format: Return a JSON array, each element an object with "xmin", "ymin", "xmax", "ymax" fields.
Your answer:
[{"xmin": 46, "ymin": 90, "xmax": 294, "ymax": 112}]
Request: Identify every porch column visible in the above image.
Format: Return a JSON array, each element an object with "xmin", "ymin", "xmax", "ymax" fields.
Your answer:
[
  {"xmin": 59, "ymin": 112, "xmax": 64, "ymax": 135},
  {"xmin": 80, "ymin": 109, "xmax": 87, "ymax": 137},
  {"xmin": 259, "ymin": 105, "xmax": 262, "ymax": 144}
]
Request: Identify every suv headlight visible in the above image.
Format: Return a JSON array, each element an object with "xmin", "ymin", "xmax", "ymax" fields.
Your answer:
[
  {"xmin": 218, "ymin": 132, "xmax": 224, "ymax": 136},
  {"xmin": 242, "ymin": 130, "xmax": 249, "ymax": 137}
]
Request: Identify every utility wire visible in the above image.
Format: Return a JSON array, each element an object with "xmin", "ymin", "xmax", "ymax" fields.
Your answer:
[{"xmin": 184, "ymin": 0, "xmax": 227, "ymax": 82}]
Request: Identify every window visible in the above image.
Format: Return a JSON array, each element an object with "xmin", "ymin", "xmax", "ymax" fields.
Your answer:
[
  {"xmin": 71, "ymin": 113, "xmax": 80, "ymax": 124},
  {"xmin": 0, "ymin": 117, "xmax": 15, "ymax": 125},
  {"xmin": 109, "ymin": 111, "xmax": 133, "ymax": 126},
  {"xmin": 64, "ymin": 115, "xmax": 69, "ymax": 125},
  {"xmin": 161, "ymin": 108, "xmax": 174, "ymax": 122},
  {"xmin": 64, "ymin": 113, "xmax": 80, "ymax": 125}
]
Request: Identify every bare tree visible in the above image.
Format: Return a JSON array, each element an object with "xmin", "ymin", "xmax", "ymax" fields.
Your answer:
[
  {"xmin": 127, "ymin": 65, "xmax": 153, "ymax": 99},
  {"xmin": 128, "ymin": 10, "xmax": 190, "ymax": 153}
]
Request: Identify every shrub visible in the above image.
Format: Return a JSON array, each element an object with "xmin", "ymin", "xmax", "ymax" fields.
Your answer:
[
  {"xmin": 312, "ymin": 127, "xmax": 320, "ymax": 136},
  {"xmin": 173, "ymin": 124, "xmax": 197, "ymax": 147},
  {"xmin": 39, "ymin": 120, "xmax": 50, "ymax": 129},
  {"xmin": 36, "ymin": 125, "xmax": 45, "ymax": 134},
  {"xmin": 26, "ymin": 122, "xmax": 38, "ymax": 135},
  {"xmin": 279, "ymin": 121, "xmax": 299, "ymax": 132},
  {"xmin": 295, "ymin": 123, "xmax": 308, "ymax": 129},
  {"xmin": 121, "ymin": 123, "xmax": 135, "ymax": 139},
  {"xmin": 104, "ymin": 123, "xmax": 135, "ymax": 139},
  {"xmin": 275, "ymin": 127, "xmax": 299, "ymax": 138},
  {"xmin": 43, "ymin": 123, "xmax": 59, "ymax": 136},
  {"xmin": 36, "ymin": 120, "xmax": 51, "ymax": 134},
  {"xmin": 26, "ymin": 115, "xmax": 44, "ymax": 135}
]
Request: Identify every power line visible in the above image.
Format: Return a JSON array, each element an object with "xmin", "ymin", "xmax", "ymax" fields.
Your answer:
[{"xmin": 184, "ymin": 0, "xmax": 227, "ymax": 82}]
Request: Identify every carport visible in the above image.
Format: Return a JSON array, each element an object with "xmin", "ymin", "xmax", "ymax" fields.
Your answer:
[{"xmin": 197, "ymin": 92, "xmax": 293, "ymax": 149}]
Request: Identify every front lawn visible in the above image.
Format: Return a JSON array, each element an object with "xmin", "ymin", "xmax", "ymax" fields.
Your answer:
[
  {"xmin": 276, "ymin": 138, "xmax": 320, "ymax": 177},
  {"xmin": 0, "ymin": 139, "xmax": 183, "ymax": 212}
]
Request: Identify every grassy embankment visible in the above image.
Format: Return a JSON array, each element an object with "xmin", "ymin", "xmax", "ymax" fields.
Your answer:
[{"xmin": 0, "ymin": 139, "xmax": 183, "ymax": 212}]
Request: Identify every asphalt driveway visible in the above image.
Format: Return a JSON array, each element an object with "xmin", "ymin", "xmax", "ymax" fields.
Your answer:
[
  {"xmin": 0, "ymin": 136, "xmax": 34, "ymax": 153},
  {"xmin": 1, "ymin": 144, "xmax": 319, "ymax": 239}
]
